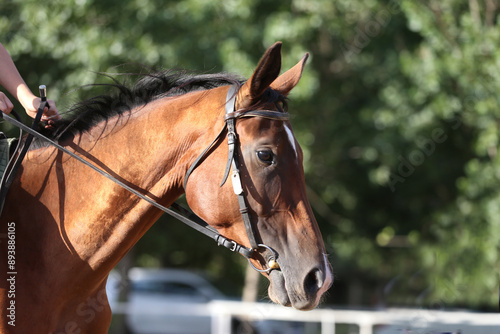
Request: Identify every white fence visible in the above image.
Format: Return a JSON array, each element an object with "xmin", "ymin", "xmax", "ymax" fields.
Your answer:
[
  {"xmin": 209, "ymin": 301, "xmax": 500, "ymax": 334},
  {"xmin": 112, "ymin": 300, "xmax": 500, "ymax": 334}
]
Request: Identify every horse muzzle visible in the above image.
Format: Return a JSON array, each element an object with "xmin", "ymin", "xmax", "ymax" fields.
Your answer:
[{"xmin": 267, "ymin": 254, "xmax": 333, "ymax": 310}]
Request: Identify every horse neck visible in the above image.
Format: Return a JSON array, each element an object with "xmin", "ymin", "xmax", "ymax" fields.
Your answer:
[{"xmin": 22, "ymin": 86, "xmax": 227, "ymax": 276}]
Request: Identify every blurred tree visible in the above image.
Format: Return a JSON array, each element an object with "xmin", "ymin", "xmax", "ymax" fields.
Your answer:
[{"xmin": 1, "ymin": 0, "xmax": 498, "ymax": 309}]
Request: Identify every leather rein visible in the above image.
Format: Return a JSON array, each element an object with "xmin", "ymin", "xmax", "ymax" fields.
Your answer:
[{"xmin": 0, "ymin": 84, "xmax": 288, "ymax": 273}]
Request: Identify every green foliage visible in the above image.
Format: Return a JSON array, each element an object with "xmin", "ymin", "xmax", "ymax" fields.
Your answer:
[{"xmin": 1, "ymin": 0, "xmax": 499, "ymax": 309}]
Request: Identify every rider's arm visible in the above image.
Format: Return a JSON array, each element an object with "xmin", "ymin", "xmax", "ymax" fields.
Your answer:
[{"xmin": 0, "ymin": 43, "xmax": 60, "ymax": 122}]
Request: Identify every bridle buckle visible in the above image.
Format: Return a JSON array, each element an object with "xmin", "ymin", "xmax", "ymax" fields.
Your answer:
[{"xmin": 229, "ymin": 240, "xmax": 238, "ymax": 252}]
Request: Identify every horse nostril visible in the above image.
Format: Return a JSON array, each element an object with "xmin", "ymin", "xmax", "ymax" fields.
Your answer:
[{"xmin": 304, "ymin": 267, "xmax": 324, "ymax": 296}]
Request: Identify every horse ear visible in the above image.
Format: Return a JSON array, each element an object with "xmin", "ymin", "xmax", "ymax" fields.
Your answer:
[
  {"xmin": 270, "ymin": 53, "xmax": 309, "ymax": 96},
  {"xmin": 236, "ymin": 42, "xmax": 282, "ymax": 109}
]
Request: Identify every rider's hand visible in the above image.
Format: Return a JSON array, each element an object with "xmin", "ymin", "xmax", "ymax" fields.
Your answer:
[
  {"xmin": 23, "ymin": 95, "xmax": 61, "ymax": 129},
  {"xmin": 0, "ymin": 92, "xmax": 13, "ymax": 114}
]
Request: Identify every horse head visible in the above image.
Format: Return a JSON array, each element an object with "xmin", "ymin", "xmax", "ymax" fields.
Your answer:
[{"xmin": 185, "ymin": 42, "xmax": 333, "ymax": 310}]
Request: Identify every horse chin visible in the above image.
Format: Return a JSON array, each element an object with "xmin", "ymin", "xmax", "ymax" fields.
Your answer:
[{"xmin": 268, "ymin": 270, "xmax": 291, "ymax": 307}]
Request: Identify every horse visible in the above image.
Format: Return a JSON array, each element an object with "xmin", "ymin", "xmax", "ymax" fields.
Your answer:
[{"xmin": 0, "ymin": 42, "xmax": 332, "ymax": 333}]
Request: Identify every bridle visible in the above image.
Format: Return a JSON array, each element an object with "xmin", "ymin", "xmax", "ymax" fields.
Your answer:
[
  {"xmin": 0, "ymin": 84, "xmax": 289, "ymax": 274},
  {"xmin": 184, "ymin": 84, "xmax": 290, "ymax": 273}
]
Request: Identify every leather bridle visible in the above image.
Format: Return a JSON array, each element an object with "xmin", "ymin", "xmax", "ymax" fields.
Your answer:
[
  {"xmin": 0, "ymin": 84, "xmax": 289, "ymax": 273},
  {"xmin": 184, "ymin": 84, "xmax": 290, "ymax": 273}
]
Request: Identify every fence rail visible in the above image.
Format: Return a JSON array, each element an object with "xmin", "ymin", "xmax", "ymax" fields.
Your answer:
[
  {"xmin": 208, "ymin": 301, "xmax": 500, "ymax": 334},
  {"xmin": 111, "ymin": 300, "xmax": 500, "ymax": 334}
]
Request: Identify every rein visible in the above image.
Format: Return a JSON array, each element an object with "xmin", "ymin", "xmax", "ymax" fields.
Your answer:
[
  {"xmin": 0, "ymin": 84, "xmax": 289, "ymax": 273},
  {"xmin": 0, "ymin": 86, "xmax": 48, "ymax": 213}
]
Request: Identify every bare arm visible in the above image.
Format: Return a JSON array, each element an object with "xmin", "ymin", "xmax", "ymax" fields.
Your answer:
[{"xmin": 0, "ymin": 43, "xmax": 60, "ymax": 123}]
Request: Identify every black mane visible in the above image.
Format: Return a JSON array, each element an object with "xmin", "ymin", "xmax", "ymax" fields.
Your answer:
[{"xmin": 34, "ymin": 70, "xmax": 243, "ymax": 147}]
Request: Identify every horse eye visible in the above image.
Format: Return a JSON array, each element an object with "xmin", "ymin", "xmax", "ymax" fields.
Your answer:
[{"xmin": 257, "ymin": 150, "xmax": 274, "ymax": 164}]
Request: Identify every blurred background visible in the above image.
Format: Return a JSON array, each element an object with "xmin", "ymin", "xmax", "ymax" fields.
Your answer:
[{"xmin": 1, "ymin": 0, "xmax": 499, "ymax": 318}]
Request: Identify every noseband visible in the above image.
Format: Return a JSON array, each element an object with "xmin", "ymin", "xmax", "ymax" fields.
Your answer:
[{"xmin": 184, "ymin": 84, "xmax": 290, "ymax": 273}]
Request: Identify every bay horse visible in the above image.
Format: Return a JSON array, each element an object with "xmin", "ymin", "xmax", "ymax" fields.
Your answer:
[{"xmin": 0, "ymin": 42, "xmax": 332, "ymax": 333}]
